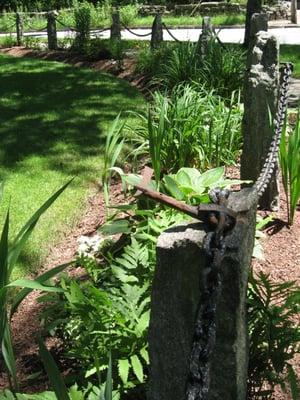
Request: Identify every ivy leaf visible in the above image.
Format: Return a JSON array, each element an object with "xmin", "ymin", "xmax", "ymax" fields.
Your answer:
[
  {"xmin": 130, "ymin": 355, "xmax": 144, "ymax": 383},
  {"xmin": 118, "ymin": 359, "xmax": 130, "ymax": 385}
]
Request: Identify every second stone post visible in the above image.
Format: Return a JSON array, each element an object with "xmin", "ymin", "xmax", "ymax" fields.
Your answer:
[{"xmin": 148, "ymin": 189, "xmax": 257, "ymax": 400}]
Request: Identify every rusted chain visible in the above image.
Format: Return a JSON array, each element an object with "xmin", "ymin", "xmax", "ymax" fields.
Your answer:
[
  {"xmin": 254, "ymin": 62, "xmax": 293, "ymax": 197},
  {"xmin": 54, "ymin": 17, "xmax": 78, "ymax": 32},
  {"xmin": 121, "ymin": 23, "xmax": 152, "ymax": 37},
  {"xmin": 162, "ymin": 22, "xmax": 182, "ymax": 42}
]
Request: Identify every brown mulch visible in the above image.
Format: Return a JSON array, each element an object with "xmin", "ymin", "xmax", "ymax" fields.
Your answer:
[{"xmin": 0, "ymin": 48, "xmax": 299, "ymax": 397}]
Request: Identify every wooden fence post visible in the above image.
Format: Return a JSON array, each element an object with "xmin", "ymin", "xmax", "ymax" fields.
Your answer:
[
  {"xmin": 47, "ymin": 11, "xmax": 57, "ymax": 50},
  {"xmin": 150, "ymin": 13, "xmax": 163, "ymax": 50},
  {"xmin": 148, "ymin": 188, "xmax": 258, "ymax": 400},
  {"xmin": 16, "ymin": 12, "xmax": 23, "ymax": 46},
  {"xmin": 111, "ymin": 8, "xmax": 121, "ymax": 40}
]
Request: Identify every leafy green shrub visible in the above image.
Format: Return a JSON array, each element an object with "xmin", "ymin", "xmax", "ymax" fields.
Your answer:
[
  {"xmin": 73, "ymin": 1, "xmax": 91, "ymax": 53},
  {"xmin": 279, "ymin": 109, "xmax": 300, "ymax": 225},
  {"xmin": 129, "ymin": 84, "xmax": 243, "ymax": 177},
  {"xmin": 120, "ymin": 4, "xmax": 138, "ymax": 26},
  {"xmin": 247, "ymin": 272, "xmax": 300, "ymax": 399},
  {"xmin": 162, "ymin": 166, "xmax": 246, "ymax": 204},
  {"xmin": 38, "ymin": 163, "xmax": 245, "ymax": 393},
  {"xmin": 0, "ymin": 34, "xmax": 18, "ymax": 48},
  {"xmin": 145, "ymin": 40, "xmax": 246, "ymax": 98},
  {"xmin": 135, "ymin": 45, "xmax": 173, "ymax": 77}
]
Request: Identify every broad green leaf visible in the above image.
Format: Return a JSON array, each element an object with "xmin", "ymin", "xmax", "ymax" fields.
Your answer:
[
  {"xmin": 38, "ymin": 337, "xmax": 69, "ymax": 400},
  {"xmin": 100, "ymin": 220, "xmax": 131, "ymax": 235},
  {"xmin": 177, "ymin": 168, "xmax": 201, "ymax": 183},
  {"xmin": 163, "ymin": 176, "xmax": 184, "ymax": 200},
  {"xmin": 123, "ymin": 174, "xmax": 142, "ymax": 187},
  {"xmin": 130, "ymin": 355, "xmax": 144, "ymax": 383},
  {"xmin": 7, "ymin": 280, "xmax": 64, "ymax": 293},
  {"xmin": 10, "ymin": 262, "xmax": 71, "ymax": 316},
  {"xmin": 176, "ymin": 170, "xmax": 192, "ymax": 187},
  {"xmin": 118, "ymin": 359, "xmax": 130, "ymax": 385},
  {"xmin": 196, "ymin": 167, "xmax": 224, "ymax": 188}
]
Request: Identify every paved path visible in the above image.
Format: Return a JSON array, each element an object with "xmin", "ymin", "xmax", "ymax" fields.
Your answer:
[{"xmin": 1, "ymin": 25, "xmax": 300, "ymax": 45}]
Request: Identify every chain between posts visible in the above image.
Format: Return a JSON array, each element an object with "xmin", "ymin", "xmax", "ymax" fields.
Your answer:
[
  {"xmin": 254, "ymin": 62, "xmax": 293, "ymax": 197},
  {"xmin": 162, "ymin": 22, "xmax": 182, "ymax": 42},
  {"xmin": 121, "ymin": 23, "xmax": 152, "ymax": 37}
]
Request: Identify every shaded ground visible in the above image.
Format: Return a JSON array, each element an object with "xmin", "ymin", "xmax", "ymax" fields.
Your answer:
[{"xmin": 0, "ymin": 51, "xmax": 144, "ymax": 279}]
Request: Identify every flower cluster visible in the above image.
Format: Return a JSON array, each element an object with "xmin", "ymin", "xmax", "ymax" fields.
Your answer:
[{"xmin": 77, "ymin": 234, "xmax": 104, "ymax": 259}]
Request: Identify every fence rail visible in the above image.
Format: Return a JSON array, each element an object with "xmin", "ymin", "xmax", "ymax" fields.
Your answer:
[{"xmin": 0, "ymin": 9, "xmax": 226, "ymax": 51}]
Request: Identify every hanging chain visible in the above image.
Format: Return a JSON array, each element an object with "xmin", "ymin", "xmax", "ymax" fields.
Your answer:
[
  {"xmin": 185, "ymin": 62, "xmax": 293, "ymax": 400},
  {"xmin": 185, "ymin": 188, "xmax": 230, "ymax": 400},
  {"xmin": 254, "ymin": 62, "xmax": 293, "ymax": 197}
]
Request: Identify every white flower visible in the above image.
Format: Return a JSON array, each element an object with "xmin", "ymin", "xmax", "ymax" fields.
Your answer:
[{"xmin": 77, "ymin": 234, "xmax": 104, "ymax": 258}]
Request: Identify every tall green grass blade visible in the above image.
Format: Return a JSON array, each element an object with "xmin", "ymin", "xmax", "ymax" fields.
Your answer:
[
  {"xmin": 6, "ymin": 279, "xmax": 64, "ymax": 293},
  {"xmin": 2, "ymin": 322, "xmax": 18, "ymax": 390},
  {"xmin": 104, "ymin": 352, "xmax": 113, "ymax": 400},
  {"xmin": 0, "ymin": 210, "xmax": 10, "ymax": 344},
  {"xmin": 38, "ymin": 337, "xmax": 70, "ymax": 400},
  {"xmin": 10, "ymin": 262, "xmax": 72, "ymax": 316}
]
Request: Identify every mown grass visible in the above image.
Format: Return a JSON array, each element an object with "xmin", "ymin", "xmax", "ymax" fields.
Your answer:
[
  {"xmin": 281, "ymin": 45, "xmax": 300, "ymax": 78},
  {"xmin": 131, "ymin": 14, "xmax": 246, "ymax": 28},
  {"xmin": 0, "ymin": 55, "xmax": 144, "ymax": 277}
]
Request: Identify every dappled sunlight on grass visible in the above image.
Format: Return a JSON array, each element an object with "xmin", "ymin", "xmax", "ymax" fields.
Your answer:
[{"xmin": 0, "ymin": 54, "xmax": 145, "ymax": 276}]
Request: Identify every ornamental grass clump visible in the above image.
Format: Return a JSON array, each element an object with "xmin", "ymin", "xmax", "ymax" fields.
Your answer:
[{"xmin": 129, "ymin": 84, "xmax": 243, "ymax": 177}]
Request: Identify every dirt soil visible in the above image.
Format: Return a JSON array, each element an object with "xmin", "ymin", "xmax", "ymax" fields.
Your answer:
[{"xmin": 0, "ymin": 48, "xmax": 299, "ymax": 398}]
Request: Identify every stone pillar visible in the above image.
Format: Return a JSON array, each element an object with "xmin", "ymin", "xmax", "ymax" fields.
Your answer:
[
  {"xmin": 196, "ymin": 16, "xmax": 213, "ymax": 57},
  {"xmin": 16, "ymin": 12, "xmax": 23, "ymax": 46},
  {"xmin": 47, "ymin": 11, "xmax": 57, "ymax": 50},
  {"xmin": 248, "ymin": 13, "xmax": 268, "ymax": 56},
  {"xmin": 291, "ymin": 0, "xmax": 298, "ymax": 24},
  {"xmin": 244, "ymin": 0, "xmax": 262, "ymax": 48},
  {"xmin": 110, "ymin": 8, "xmax": 121, "ymax": 41},
  {"xmin": 150, "ymin": 13, "xmax": 163, "ymax": 50},
  {"xmin": 148, "ymin": 189, "xmax": 258, "ymax": 400},
  {"xmin": 241, "ymin": 31, "xmax": 279, "ymax": 210}
]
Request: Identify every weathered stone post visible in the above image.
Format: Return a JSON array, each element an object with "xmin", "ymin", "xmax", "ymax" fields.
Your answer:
[
  {"xmin": 196, "ymin": 16, "xmax": 213, "ymax": 57},
  {"xmin": 244, "ymin": 0, "xmax": 262, "ymax": 48},
  {"xmin": 241, "ymin": 31, "xmax": 280, "ymax": 210},
  {"xmin": 110, "ymin": 8, "xmax": 121, "ymax": 41},
  {"xmin": 150, "ymin": 13, "xmax": 163, "ymax": 50},
  {"xmin": 16, "ymin": 12, "xmax": 23, "ymax": 46},
  {"xmin": 47, "ymin": 11, "xmax": 58, "ymax": 50},
  {"xmin": 291, "ymin": 0, "xmax": 298, "ymax": 24},
  {"xmin": 148, "ymin": 189, "xmax": 258, "ymax": 400},
  {"xmin": 247, "ymin": 13, "xmax": 268, "ymax": 56}
]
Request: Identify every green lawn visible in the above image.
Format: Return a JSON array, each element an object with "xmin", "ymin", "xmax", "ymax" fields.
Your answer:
[
  {"xmin": 280, "ymin": 45, "xmax": 300, "ymax": 78},
  {"xmin": 0, "ymin": 55, "xmax": 144, "ymax": 277}
]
